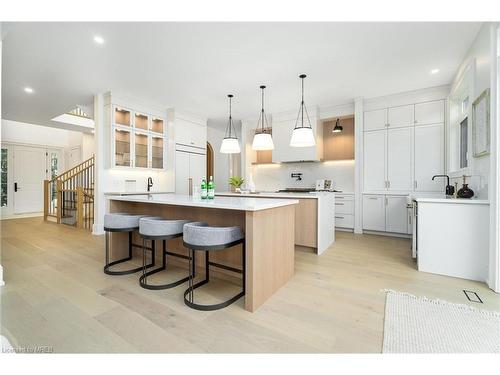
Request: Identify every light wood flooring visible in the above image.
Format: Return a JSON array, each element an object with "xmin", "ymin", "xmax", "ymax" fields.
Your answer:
[{"xmin": 1, "ymin": 217, "xmax": 499, "ymax": 353}]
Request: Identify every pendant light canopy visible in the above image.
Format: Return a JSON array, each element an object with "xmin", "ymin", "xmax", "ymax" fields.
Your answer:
[
  {"xmin": 332, "ymin": 118, "xmax": 343, "ymax": 133},
  {"xmin": 220, "ymin": 94, "xmax": 241, "ymax": 154},
  {"xmin": 290, "ymin": 74, "xmax": 316, "ymax": 148},
  {"xmin": 252, "ymin": 85, "xmax": 274, "ymax": 151}
]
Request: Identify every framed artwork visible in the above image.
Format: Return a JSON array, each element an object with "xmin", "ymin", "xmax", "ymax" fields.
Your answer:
[{"xmin": 472, "ymin": 88, "xmax": 490, "ymax": 157}]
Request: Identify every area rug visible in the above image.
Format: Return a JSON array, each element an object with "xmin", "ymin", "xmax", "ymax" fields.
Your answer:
[{"xmin": 382, "ymin": 290, "xmax": 500, "ymax": 353}]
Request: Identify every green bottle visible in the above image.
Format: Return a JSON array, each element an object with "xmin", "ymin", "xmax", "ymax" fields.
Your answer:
[
  {"xmin": 208, "ymin": 176, "xmax": 215, "ymax": 199},
  {"xmin": 201, "ymin": 177, "xmax": 207, "ymax": 199}
]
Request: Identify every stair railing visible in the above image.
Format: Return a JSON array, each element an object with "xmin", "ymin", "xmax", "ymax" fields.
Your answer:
[{"xmin": 44, "ymin": 155, "xmax": 95, "ymax": 230}]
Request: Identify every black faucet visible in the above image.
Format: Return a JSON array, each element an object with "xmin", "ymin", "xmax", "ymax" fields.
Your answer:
[
  {"xmin": 432, "ymin": 174, "xmax": 454, "ymax": 196},
  {"xmin": 291, "ymin": 173, "xmax": 303, "ymax": 181},
  {"xmin": 147, "ymin": 177, "xmax": 153, "ymax": 192}
]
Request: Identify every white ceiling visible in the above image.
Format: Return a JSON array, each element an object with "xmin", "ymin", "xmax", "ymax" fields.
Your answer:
[{"xmin": 1, "ymin": 22, "xmax": 481, "ymax": 129}]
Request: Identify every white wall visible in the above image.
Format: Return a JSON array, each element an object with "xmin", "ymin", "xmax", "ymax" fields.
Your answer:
[
  {"xmin": 207, "ymin": 119, "xmax": 242, "ymax": 192},
  {"xmin": 252, "ymin": 161, "xmax": 355, "ymax": 192},
  {"xmin": 450, "ymin": 23, "xmax": 492, "ymax": 199},
  {"xmin": 1, "ymin": 119, "xmax": 75, "ymax": 149}
]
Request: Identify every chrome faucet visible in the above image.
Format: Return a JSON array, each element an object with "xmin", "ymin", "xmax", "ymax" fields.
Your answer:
[{"xmin": 147, "ymin": 177, "xmax": 153, "ymax": 192}]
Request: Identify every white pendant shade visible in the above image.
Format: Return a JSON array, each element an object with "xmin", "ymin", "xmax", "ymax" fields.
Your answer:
[
  {"xmin": 290, "ymin": 127, "xmax": 315, "ymax": 147},
  {"xmin": 252, "ymin": 133, "xmax": 274, "ymax": 151},
  {"xmin": 220, "ymin": 137, "xmax": 241, "ymax": 154}
]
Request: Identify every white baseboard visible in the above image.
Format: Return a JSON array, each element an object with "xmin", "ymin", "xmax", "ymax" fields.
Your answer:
[
  {"xmin": 1, "ymin": 212, "xmax": 43, "ymax": 220},
  {"xmin": 362, "ymin": 230, "xmax": 411, "ymax": 239},
  {"xmin": 92, "ymin": 223, "xmax": 104, "ymax": 236}
]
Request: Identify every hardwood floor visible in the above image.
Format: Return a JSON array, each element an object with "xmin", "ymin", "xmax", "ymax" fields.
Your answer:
[{"xmin": 1, "ymin": 217, "xmax": 499, "ymax": 353}]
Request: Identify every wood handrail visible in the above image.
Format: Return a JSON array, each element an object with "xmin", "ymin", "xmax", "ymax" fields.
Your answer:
[{"xmin": 49, "ymin": 155, "xmax": 94, "ymax": 183}]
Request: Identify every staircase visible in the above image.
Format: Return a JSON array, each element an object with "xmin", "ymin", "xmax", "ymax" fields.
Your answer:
[{"xmin": 44, "ymin": 155, "xmax": 95, "ymax": 230}]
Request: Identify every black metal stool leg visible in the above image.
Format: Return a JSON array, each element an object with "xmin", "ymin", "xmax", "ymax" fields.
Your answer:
[
  {"xmin": 139, "ymin": 237, "xmax": 191, "ymax": 290},
  {"xmin": 104, "ymin": 230, "xmax": 154, "ymax": 276}
]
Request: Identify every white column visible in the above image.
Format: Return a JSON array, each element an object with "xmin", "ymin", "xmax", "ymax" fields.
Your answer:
[
  {"xmin": 0, "ymin": 39, "xmax": 4, "ymax": 286},
  {"xmin": 354, "ymin": 97, "xmax": 364, "ymax": 234},
  {"xmin": 92, "ymin": 93, "xmax": 105, "ymax": 235}
]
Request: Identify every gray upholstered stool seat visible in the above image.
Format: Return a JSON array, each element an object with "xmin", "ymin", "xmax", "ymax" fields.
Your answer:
[
  {"xmin": 103, "ymin": 213, "xmax": 154, "ymax": 276},
  {"xmin": 138, "ymin": 217, "xmax": 194, "ymax": 290},
  {"xmin": 183, "ymin": 223, "xmax": 245, "ymax": 311},
  {"xmin": 183, "ymin": 223, "xmax": 244, "ymax": 249},
  {"xmin": 104, "ymin": 213, "xmax": 147, "ymax": 231}
]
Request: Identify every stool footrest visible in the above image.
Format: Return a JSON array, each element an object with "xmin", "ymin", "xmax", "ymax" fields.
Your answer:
[
  {"xmin": 183, "ymin": 279, "xmax": 244, "ymax": 311},
  {"xmin": 104, "ymin": 257, "xmax": 154, "ymax": 275}
]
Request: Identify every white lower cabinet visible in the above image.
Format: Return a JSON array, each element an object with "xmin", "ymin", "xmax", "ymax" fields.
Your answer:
[
  {"xmin": 334, "ymin": 193, "xmax": 354, "ymax": 230},
  {"xmin": 362, "ymin": 195, "xmax": 386, "ymax": 231},
  {"xmin": 385, "ymin": 195, "xmax": 408, "ymax": 234},
  {"xmin": 363, "ymin": 194, "xmax": 409, "ymax": 234}
]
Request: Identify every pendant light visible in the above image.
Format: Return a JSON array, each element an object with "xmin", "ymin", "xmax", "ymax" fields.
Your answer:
[
  {"xmin": 252, "ymin": 85, "xmax": 274, "ymax": 151},
  {"xmin": 290, "ymin": 74, "xmax": 315, "ymax": 147},
  {"xmin": 332, "ymin": 118, "xmax": 343, "ymax": 133},
  {"xmin": 220, "ymin": 94, "xmax": 241, "ymax": 154}
]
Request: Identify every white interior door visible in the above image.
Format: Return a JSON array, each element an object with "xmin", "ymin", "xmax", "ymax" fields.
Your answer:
[
  {"xmin": 68, "ymin": 146, "xmax": 82, "ymax": 168},
  {"xmin": 387, "ymin": 127, "xmax": 413, "ymax": 191},
  {"xmin": 13, "ymin": 145, "xmax": 47, "ymax": 214}
]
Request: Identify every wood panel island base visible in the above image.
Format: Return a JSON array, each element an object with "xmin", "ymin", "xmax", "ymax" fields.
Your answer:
[{"xmin": 106, "ymin": 194, "xmax": 298, "ymax": 312}]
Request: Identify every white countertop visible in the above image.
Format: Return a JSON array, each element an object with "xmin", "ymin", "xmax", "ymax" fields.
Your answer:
[
  {"xmin": 104, "ymin": 191, "xmax": 172, "ymax": 196},
  {"xmin": 107, "ymin": 193, "xmax": 299, "ymax": 211},
  {"xmin": 415, "ymin": 197, "xmax": 490, "ymax": 205}
]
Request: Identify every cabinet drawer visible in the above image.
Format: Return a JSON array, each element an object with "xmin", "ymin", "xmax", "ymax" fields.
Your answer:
[
  {"xmin": 335, "ymin": 214, "xmax": 354, "ymax": 229},
  {"xmin": 335, "ymin": 200, "xmax": 354, "ymax": 214}
]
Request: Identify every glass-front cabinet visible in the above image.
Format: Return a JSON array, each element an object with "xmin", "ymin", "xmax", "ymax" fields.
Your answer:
[{"xmin": 111, "ymin": 105, "xmax": 165, "ymax": 169}]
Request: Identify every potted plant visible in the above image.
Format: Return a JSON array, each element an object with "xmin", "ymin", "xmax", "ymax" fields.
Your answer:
[{"xmin": 229, "ymin": 176, "xmax": 245, "ymax": 193}]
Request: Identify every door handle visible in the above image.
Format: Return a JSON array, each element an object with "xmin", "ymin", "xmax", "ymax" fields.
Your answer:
[{"xmin": 14, "ymin": 182, "xmax": 19, "ymax": 192}]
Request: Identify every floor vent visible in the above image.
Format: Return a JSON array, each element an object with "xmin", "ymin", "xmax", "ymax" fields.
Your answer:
[{"xmin": 463, "ymin": 290, "xmax": 483, "ymax": 303}]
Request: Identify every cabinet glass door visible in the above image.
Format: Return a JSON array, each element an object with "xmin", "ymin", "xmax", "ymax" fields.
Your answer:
[
  {"xmin": 151, "ymin": 136, "xmax": 164, "ymax": 169},
  {"xmin": 135, "ymin": 133, "xmax": 149, "ymax": 168},
  {"xmin": 114, "ymin": 107, "xmax": 131, "ymax": 127},
  {"xmin": 135, "ymin": 113, "xmax": 149, "ymax": 131},
  {"xmin": 115, "ymin": 129, "xmax": 131, "ymax": 166},
  {"xmin": 152, "ymin": 118, "xmax": 164, "ymax": 134}
]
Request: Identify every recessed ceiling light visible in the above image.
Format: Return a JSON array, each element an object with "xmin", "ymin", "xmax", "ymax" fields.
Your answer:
[
  {"xmin": 24, "ymin": 87, "xmax": 34, "ymax": 94},
  {"xmin": 430, "ymin": 68, "xmax": 440, "ymax": 74},
  {"xmin": 93, "ymin": 35, "xmax": 105, "ymax": 45}
]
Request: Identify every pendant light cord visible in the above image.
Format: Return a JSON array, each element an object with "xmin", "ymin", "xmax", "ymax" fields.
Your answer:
[
  {"xmin": 254, "ymin": 86, "xmax": 270, "ymax": 135},
  {"xmin": 294, "ymin": 75, "xmax": 312, "ymax": 130},
  {"xmin": 225, "ymin": 94, "xmax": 237, "ymax": 139}
]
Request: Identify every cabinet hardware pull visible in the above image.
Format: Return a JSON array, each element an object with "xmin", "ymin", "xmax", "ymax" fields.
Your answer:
[
  {"xmin": 335, "ymin": 203, "xmax": 345, "ymax": 205},
  {"xmin": 387, "ymin": 181, "xmax": 391, "ymax": 188},
  {"xmin": 368, "ymin": 197, "xmax": 378, "ymax": 200},
  {"xmin": 414, "ymin": 180, "xmax": 418, "ymax": 189},
  {"xmin": 335, "ymin": 216, "xmax": 344, "ymax": 219}
]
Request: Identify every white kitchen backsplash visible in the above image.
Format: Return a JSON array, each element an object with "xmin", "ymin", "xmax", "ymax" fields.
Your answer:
[{"xmin": 251, "ymin": 160, "xmax": 355, "ymax": 192}]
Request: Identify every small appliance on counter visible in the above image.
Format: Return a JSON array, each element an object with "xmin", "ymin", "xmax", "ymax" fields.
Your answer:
[{"xmin": 315, "ymin": 179, "xmax": 333, "ymax": 191}]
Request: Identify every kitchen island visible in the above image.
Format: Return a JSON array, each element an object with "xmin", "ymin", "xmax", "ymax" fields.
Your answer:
[
  {"xmin": 217, "ymin": 191, "xmax": 335, "ymax": 254},
  {"xmin": 106, "ymin": 193, "xmax": 298, "ymax": 312}
]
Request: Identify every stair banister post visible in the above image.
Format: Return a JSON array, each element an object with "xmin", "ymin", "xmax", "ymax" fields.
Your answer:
[{"xmin": 76, "ymin": 186, "xmax": 84, "ymax": 229}]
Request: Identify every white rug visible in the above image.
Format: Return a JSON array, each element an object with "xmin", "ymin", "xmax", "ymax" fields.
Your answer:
[{"xmin": 382, "ymin": 290, "xmax": 500, "ymax": 353}]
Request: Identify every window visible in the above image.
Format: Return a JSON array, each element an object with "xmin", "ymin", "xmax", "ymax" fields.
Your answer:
[
  {"xmin": 1, "ymin": 148, "xmax": 8, "ymax": 207},
  {"xmin": 460, "ymin": 118, "xmax": 468, "ymax": 169}
]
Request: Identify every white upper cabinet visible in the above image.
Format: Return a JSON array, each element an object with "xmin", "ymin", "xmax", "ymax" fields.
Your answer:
[
  {"xmin": 414, "ymin": 100, "xmax": 445, "ymax": 125},
  {"xmin": 364, "ymin": 109, "xmax": 387, "ymax": 131},
  {"xmin": 363, "ymin": 130, "xmax": 386, "ymax": 191},
  {"xmin": 387, "ymin": 127, "xmax": 413, "ymax": 191},
  {"xmin": 175, "ymin": 118, "xmax": 207, "ymax": 149},
  {"xmin": 414, "ymin": 123, "xmax": 444, "ymax": 192},
  {"xmin": 387, "ymin": 105, "xmax": 414, "ymax": 128},
  {"xmin": 272, "ymin": 109, "xmax": 322, "ymax": 163},
  {"xmin": 385, "ymin": 195, "xmax": 408, "ymax": 234}
]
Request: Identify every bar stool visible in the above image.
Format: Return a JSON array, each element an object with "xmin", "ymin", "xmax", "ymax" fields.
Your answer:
[
  {"xmin": 103, "ymin": 213, "xmax": 154, "ymax": 275},
  {"xmin": 138, "ymin": 217, "xmax": 194, "ymax": 290},
  {"xmin": 182, "ymin": 222, "xmax": 245, "ymax": 311}
]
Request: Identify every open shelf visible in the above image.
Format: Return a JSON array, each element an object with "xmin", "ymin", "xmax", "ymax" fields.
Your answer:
[
  {"xmin": 115, "ymin": 108, "xmax": 131, "ymax": 127},
  {"xmin": 322, "ymin": 116, "xmax": 355, "ymax": 161}
]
